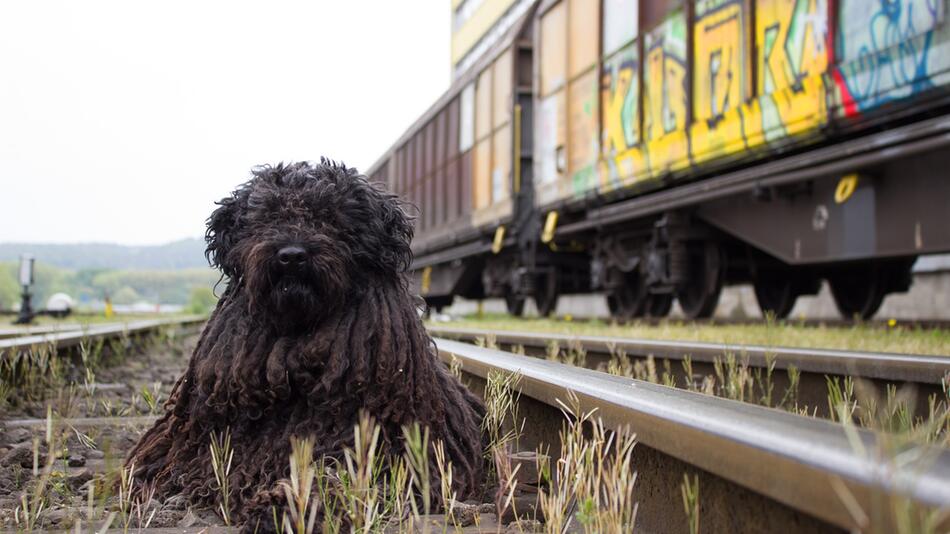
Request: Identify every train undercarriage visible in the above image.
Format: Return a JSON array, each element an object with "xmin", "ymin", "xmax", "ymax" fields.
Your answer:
[{"xmin": 417, "ymin": 114, "xmax": 950, "ymax": 321}]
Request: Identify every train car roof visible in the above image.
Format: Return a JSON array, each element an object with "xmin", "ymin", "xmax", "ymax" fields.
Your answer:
[{"xmin": 365, "ymin": 0, "xmax": 539, "ymax": 178}]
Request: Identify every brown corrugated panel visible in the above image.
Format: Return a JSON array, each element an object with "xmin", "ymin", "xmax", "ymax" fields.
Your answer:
[
  {"xmin": 396, "ymin": 148, "xmax": 406, "ymax": 198},
  {"xmin": 425, "ymin": 121, "xmax": 435, "ymax": 178},
  {"xmin": 493, "ymin": 48, "xmax": 513, "ymax": 130},
  {"xmin": 433, "ymin": 168, "xmax": 445, "ymax": 227},
  {"xmin": 424, "ymin": 175, "xmax": 434, "ymax": 230},
  {"xmin": 473, "ymin": 138, "xmax": 492, "ymax": 210},
  {"xmin": 401, "ymin": 145, "xmax": 410, "ymax": 196},
  {"xmin": 415, "ymin": 136, "xmax": 425, "ymax": 197},
  {"xmin": 403, "ymin": 142, "xmax": 412, "ymax": 196},
  {"xmin": 405, "ymin": 140, "xmax": 416, "ymax": 195},
  {"xmin": 381, "ymin": 160, "xmax": 390, "ymax": 191},
  {"xmin": 389, "ymin": 150, "xmax": 396, "ymax": 194},
  {"xmin": 475, "ymin": 67, "xmax": 494, "ymax": 142},
  {"xmin": 447, "ymin": 97, "xmax": 460, "ymax": 160},
  {"xmin": 568, "ymin": 0, "xmax": 600, "ymax": 78},
  {"xmin": 415, "ymin": 133, "xmax": 425, "ymax": 192},
  {"xmin": 411, "ymin": 184, "xmax": 421, "ymax": 232},
  {"xmin": 540, "ymin": 1, "xmax": 567, "ymax": 97},
  {"xmin": 435, "ymin": 109, "xmax": 446, "ymax": 170},
  {"xmin": 460, "ymin": 150, "xmax": 473, "ymax": 216},
  {"xmin": 446, "ymin": 157, "xmax": 460, "ymax": 223}
]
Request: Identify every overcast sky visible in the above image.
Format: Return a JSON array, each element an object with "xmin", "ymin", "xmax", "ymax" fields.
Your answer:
[{"xmin": 0, "ymin": 1, "xmax": 450, "ymax": 245}]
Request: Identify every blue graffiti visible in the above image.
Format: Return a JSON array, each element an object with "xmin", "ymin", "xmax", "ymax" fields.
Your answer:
[{"xmin": 836, "ymin": 0, "xmax": 945, "ymax": 112}]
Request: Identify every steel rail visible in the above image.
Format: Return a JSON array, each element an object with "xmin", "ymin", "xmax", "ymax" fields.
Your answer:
[
  {"xmin": 434, "ymin": 337, "xmax": 950, "ymax": 531},
  {"xmin": 0, "ymin": 324, "xmax": 86, "ymax": 340},
  {"xmin": 428, "ymin": 326, "xmax": 949, "ymax": 384},
  {"xmin": 0, "ymin": 316, "xmax": 206, "ymax": 355}
]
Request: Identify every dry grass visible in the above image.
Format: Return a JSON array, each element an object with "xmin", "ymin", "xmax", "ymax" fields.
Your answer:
[
  {"xmin": 829, "ymin": 381, "xmax": 950, "ymax": 533},
  {"xmin": 432, "ymin": 314, "xmax": 950, "ymax": 356},
  {"xmin": 538, "ymin": 392, "xmax": 638, "ymax": 534}
]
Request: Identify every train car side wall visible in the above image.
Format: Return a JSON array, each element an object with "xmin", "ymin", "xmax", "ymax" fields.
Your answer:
[{"xmin": 533, "ymin": 0, "xmax": 950, "ymax": 212}]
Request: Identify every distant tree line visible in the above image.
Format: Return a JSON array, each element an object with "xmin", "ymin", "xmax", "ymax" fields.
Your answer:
[
  {"xmin": 0, "ymin": 261, "xmax": 220, "ymax": 310},
  {"xmin": 0, "ymin": 238, "xmax": 208, "ymax": 271}
]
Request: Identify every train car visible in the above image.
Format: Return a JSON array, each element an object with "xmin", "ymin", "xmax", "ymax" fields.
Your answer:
[
  {"xmin": 368, "ymin": 5, "xmax": 543, "ymax": 314},
  {"xmin": 369, "ymin": 0, "xmax": 950, "ymax": 320}
]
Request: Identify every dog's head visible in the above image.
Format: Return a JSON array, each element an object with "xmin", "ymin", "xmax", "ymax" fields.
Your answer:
[{"xmin": 206, "ymin": 160, "xmax": 413, "ymax": 328}]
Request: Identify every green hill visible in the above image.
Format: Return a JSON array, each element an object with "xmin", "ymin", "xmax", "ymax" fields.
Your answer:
[
  {"xmin": 0, "ymin": 237, "xmax": 219, "ymax": 309},
  {"xmin": 0, "ymin": 238, "xmax": 208, "ymax": 271}
]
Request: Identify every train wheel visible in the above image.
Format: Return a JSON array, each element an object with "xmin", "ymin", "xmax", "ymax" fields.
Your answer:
[
  {"xmin": 534, "ymin": 273, "xmax": 558, "ymax": 318},
  {"xmin": 676, "ymin": 242, "xmax": 724, "ymax": 319},
  {"xmin": 505, "ymin": 294, "xmax": 526, "ymax": 317},
  {"xmin": 607, "ymin": 270, "xmax": 648, "ymax": 321},
  {"xmin": 646, "ymin": 294, "xmax": 673, "ymax": 318},
  {"xmin": 829, "ymin": 267, "xmax": 888, "ymax": 320},
  {"xmin": 606, "ymin": 294, "xmax": 622, "ymax": 317},
  {"xmin": 753, "ymin": 278, "xmax": 797, "ymax": 319}
]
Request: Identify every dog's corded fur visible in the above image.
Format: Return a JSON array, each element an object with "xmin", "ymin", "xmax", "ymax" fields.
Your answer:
[{"xmin": 126, "ymin": 160, "xmax": 485, "ymax": 529}]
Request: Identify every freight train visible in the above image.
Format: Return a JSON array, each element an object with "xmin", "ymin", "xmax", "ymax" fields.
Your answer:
[{"xmin": 367, "ymin": 0, "xmax": 950, "ymax": 320}]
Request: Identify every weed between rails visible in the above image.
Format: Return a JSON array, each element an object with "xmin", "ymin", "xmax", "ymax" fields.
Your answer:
[
  {"xmin": 543, "ymin": 338, "xmax": 950, "ymax": 447},
  {"xmin": 242, "ymin": 378, "xmax": 649, "ymax": 534},
  {"xmin": 0, "ymin": 325, "xmax": 190, "ymax": 532}
]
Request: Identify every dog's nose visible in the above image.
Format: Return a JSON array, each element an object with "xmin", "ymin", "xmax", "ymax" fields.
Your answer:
[{"xmin": 277, "ymin": 246, "xmax": 308, "ymax": 268}]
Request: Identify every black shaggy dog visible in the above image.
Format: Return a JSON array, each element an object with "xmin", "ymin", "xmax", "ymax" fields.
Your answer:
[{"xmin": 127, "ymin": 160, "xmax": 485, "ymax": 529}]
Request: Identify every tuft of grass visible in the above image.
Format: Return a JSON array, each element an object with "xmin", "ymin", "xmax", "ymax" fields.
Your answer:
[
  {"xmin": 140, "ymin": 382, "xmax": 163, "ymax": 414},
  {"xmin": 681, "ymin": 473, "xmax": 700, "ymax": 534},
  {"xmin": 827, "ymin": 376, "xmax": 857, "ymax": 423},
  {"xmin": 280, "ymin": 436, "xmax": 320, "ymax": 534},
  {"xmin": 337, "ymin": 412, "xmax": 387, "ymax": 533},
  {"xmin": 538, "ymin": 392, "xmax": 638, "ymax": 534},
  {"xmin": 402, "ymin": 423, "xmax": 432, "ymax": 534},
  {"xmin": 432, "ymin": 440, "xmax": 457, "ymax": 532},
  {"xmin": 605, "ymin": 343, "xmax": 633, "ymax": 378},
  {"xmin": 210, "ymin": 428, "xmax": 235, "ymax": 526},
  {"xmin": 482, "ymin": 370, "xmax": 524, "ymax": 487},
  {"xmin": 713, "ymin": 352, "xmax": 752, "ymax": 403},
  {"xmin": 829, "ymin": 391, "xmax": 950, "ymax": 534}
]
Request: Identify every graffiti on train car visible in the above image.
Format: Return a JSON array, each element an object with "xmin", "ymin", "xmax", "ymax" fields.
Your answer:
[
  {"xmin": 756, "ymin": 0, "xmax": 829, "ymax": 140},
  {"xmin": 834, "ymin": 0, "xmax": 949, "ymax": 115},
  {"xmin": 690, "ymin": 0, "xmax": 755, "ymax": 161},
  {"xmin": 600, "ymin": 43, "xmax": 646, "ymax": 189},
  {"xmin": 689, "ymin": 0, "xmax": 830, "ymax": 163},
  {"xmin": 643, "ymin": 11, "xmax": 690, "ymax": 175},
  {"xmin": 543, "ymin": 0, "xmax": 949, "ymax": 204},
  {"xmin": 694, "ymin": 0, "xmax": 747, "ymax": 121}
]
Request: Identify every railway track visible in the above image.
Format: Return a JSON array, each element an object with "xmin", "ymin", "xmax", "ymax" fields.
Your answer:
[
  {"xmin": 429, "ymin": 325, "xmax": 950, "ymax": 419},
  {"xmin": 1, "ymin": 317, "xmax": 947, "ymax": 531},
  {"xmin": 556, "ymin": 315, "xmax": 950, "ymax": 331},
  {"xmin": 0, "ymin": 316, "xmax": 207, "ymax": 348},
  {"xmin": 435, "ymin": 338, "xmax": 950, "ymax": 533}
]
